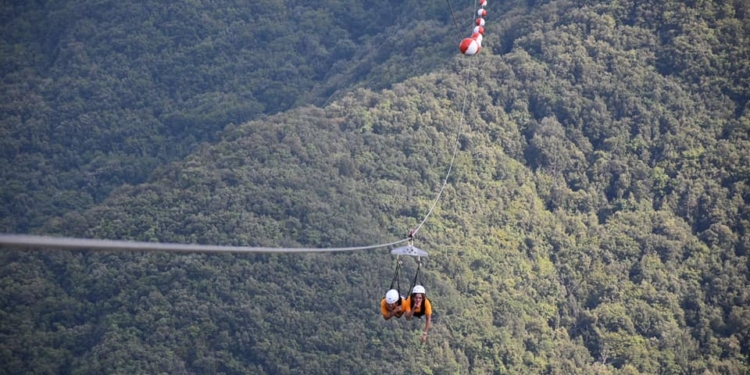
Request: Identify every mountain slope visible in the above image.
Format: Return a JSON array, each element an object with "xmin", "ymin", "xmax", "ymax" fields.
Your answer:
[
  {"xmin": 0, "ymin": 0, "xmax": 469, "ymax": 232},
  {"xmin": 1, "ymin": 0, "xmax": 748, "ymax": 374}
]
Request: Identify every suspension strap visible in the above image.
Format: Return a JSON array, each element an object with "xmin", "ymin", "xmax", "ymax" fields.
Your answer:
[
  {"xmin": 409, "ymin": 256, "xmax": 422, "ymax": 294},
  {"xmin": 389, "ymin": 256, "xmax": 403, "ymax": 295}
]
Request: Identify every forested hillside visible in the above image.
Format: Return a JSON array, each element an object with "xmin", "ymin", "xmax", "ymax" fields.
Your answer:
[
  {"xmin": 1, "ymin": 0, "xmax": 749, "ymax": 374},
  {"xmin": 0, "ymin": 0, "xmax": 460, "ymax": 232}
]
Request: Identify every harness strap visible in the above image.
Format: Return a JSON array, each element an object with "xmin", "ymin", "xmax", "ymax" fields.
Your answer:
[
  {"xmin": 408, "ymin": 257, "xmax": 422, "ymax": 294},
  {"xmin": 389, "ymin": 256, "xmax": 403, "ymax": 296}
]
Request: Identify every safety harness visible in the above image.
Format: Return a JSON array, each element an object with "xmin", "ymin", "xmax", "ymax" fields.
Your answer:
[
  {"xmin": 388, "ymin": 256, "xmax": 404, "ymax": 306},
  {"xmin": 385, "ymin": 229, "xmax": 424, "ymax": 308}
]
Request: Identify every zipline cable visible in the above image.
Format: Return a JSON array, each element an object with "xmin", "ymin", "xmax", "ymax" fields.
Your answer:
[
  {"xmin": 411, "ymin": 37, "xmax": 477, "ymax": 237},
  {"xmin": 446, "ymin": 0, "xmax": 462, "ymax": 32},
  {"xmin": 0, "ymin": 234, "xmax": 409, "ymax": 254},
  {"xmin": 411, "ymin": 84, "xmax": 469, "ymax": 237},
  {"xmin": 0, "ymin": 2, "xmax": 485, "ymax": 255}
]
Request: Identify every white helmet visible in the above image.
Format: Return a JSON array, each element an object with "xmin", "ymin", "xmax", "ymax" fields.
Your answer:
[
  {"xmin": 412, "ymin": 285, "xmax": 425, "ymax": 294},
  {"xmin": 385, "ymin": 289, "xmax": 400, "ymax": 304}
]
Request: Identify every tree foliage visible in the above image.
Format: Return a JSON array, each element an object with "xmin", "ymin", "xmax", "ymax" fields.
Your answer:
[
  {"xmin": 0, "ymin": 0, "xmax": 458, "ymax": 232},
  {"xmin": 1, "ymin": 0, "xmax": 749, "ymax": 373}
]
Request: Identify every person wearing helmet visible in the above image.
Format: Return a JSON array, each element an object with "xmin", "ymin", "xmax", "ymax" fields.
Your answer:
[
  {"xmin": 381, "ymin": 289, "xmax": 409, "ymax": 320},
  {"xmin": 405, "ymin": 285, "xmax": 432, "ymax": 343}
]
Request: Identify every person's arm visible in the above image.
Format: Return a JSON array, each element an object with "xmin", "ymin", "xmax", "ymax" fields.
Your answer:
[
  {"xmin": 401, "ymin": 298, "xmax": 410, "ymax": 316},
  {"xmin": 381, "ymin": 300, "xmax": 393, "ymax": 320},
  {"xmin": 421, "ymin": 300, "xmax": 433, "ymax": 343},
  {"xmin": 421, "ymin": 314, "xmax": 432, "ymax": 343},
  {"xmin": 404, "ymin": 296, "xmax": 414, "ymax": 320}
]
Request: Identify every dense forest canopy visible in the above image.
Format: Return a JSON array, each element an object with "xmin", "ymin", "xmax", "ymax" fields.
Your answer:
[
  {"xmin": 1, "ymin": 0, "xmax": 749, "ymax": 374},
  {"xmin": 0, "ymin": 0, "xmax": 461, "ymax": 232}
]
